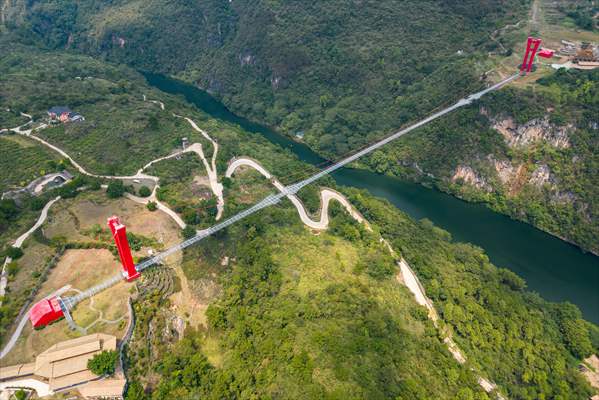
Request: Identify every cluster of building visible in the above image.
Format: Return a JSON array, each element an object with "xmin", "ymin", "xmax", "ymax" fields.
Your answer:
[
  {"xmin": 1, "ymin": 170, "xmax": 74, "ymax": 202},
  {"xmin": 0, "ymin": 333, "xmax": 126, "ymax": 399},
  {"xmin": 558, "ymin": 40, "xmax": 599, "ymax": 69},
  {"xmin": 48, "ymin": 106, "xmax": 85, "ymax": 123}
]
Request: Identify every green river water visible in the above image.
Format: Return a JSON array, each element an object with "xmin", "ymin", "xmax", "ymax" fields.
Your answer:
[{"xmin": 144, "ymin": 72, "xmax": 599, "ymax": 324}]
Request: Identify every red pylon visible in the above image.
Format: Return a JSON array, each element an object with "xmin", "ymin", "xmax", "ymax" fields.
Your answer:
[
  {"xmin": 520, "ymin": 37, "xmax": 542, "ymax": 74},
  {"xmin": 108, "ymin": 216, "xmax": 140, "ymax": 281}
]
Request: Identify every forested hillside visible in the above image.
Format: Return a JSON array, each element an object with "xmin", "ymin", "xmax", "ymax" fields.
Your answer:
[
  {"xmin": 3, "ymin": 0, "xmax": 529, "ymax": 153},
  {"xmin": 365, "ymin": 68, "xmax": 599, "ymax": 254},
  {"xmin": 3, "ymin": 1, "xmax": 599, "ymax": 254},
  {"xmin": 1, "ymin": 43, "xmax": 597, "ymax": 399}
]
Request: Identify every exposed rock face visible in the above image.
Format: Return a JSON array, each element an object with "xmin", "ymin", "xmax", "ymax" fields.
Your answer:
[
  {"xmin": 453, "ymin": 158, "xmax": 564, "ymax": 199},
  {"xmin": 239, "ymin": 52, "xmax": 255, "ymax": 66},
  {"xmin": 551, "ymin": 191, "xmax": 576, "ymax": 205},
  {"xmin": 111, "ymin": 34, "xmax": 126, "ymax": 48},
  {"xmin": 487, "ymin": 156, "xmax": 527, "ymax": 195},
  {"xmin": 452, "ymin": 165, "xmax": 492, "ymax": 192},
  {"xmin": 491, "ymin": 157, "xmax": 522, "ymax": 186},
  {"xmin": 529, "ymin": 164, "xmax": 555, "ymax": 188},
  {"xmin": 493, "ymin": 117, "xmax": 571, "ymax": 149},
  {"xmin": 271, "ymin": 75, "xmax": 282, "ymax": 89}
]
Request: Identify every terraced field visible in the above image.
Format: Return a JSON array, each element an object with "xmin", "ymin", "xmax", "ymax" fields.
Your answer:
[{"xmin": 0, "ymin": 135, "xmax": 61, "ymax": 192}]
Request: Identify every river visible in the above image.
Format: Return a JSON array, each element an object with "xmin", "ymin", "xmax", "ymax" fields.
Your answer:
[{"xmin": 143, "ymin": 72, "xmax": 599, "ymax": 324}]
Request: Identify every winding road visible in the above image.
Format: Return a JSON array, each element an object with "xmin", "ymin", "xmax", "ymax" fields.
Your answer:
[
  {"xmin": 1, "ymin": 75, "xmax": 518, "ymax": 398},
  {"xmin": 227, "ymin": 157, "xmax": 504, "ymax": 398},
  {"xmin": 226, "ymin": 158, "xmax": 366, "ymax": 230},
  {"xmin": 0, "ymin": 196, "xmax": 61, "ymax": 305}
]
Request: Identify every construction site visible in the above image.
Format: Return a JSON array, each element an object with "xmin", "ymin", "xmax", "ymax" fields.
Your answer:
[{"xmin": 555, "ymin": 40, "xmax": 599, "ymax": 69}]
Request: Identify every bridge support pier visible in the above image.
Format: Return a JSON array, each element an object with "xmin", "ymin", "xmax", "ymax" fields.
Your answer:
[
  {"xmin": 108, "ymin": 216, "xmax": 140, "ymax": 282},
  {"xmin": 521, "ymin": 37, "xmax": 542, "ymax": 74}
]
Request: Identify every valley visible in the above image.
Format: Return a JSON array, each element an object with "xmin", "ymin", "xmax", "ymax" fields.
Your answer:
[{"xmin": 0, "ymin": 1, "xmax": 598, "ymax": 399}]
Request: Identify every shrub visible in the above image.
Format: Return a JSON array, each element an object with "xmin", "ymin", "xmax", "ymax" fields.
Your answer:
[
  {"xmin": 106, "ymin": 180, "xmax": 125, "ymax": 198},
  {"xmin": 14, "ymin": 389, "xmax": 27, "ymax": 400},
  {"xmin": 88, "ymin": 350, "xmax": 118, "ymax": 376},
  {"xmin": 4, "ymin": 246, "xmax": 23, "ymax": 259},
  {"xmin": 6, "ymin": 261, "xmax": 19, "ymax": 276},
  {"xmin": 147, "ymin": 201, "xmax": 157, "ymax": 211},
  {"xmin": 138, "ymin": 186, "xmax": 152, "ymax": 197},
  {"xmin": 28, "ymin": 196, "xmax": 46, "ymax": 211},
  {"xmin": 182, "ymin": 225, "xmax": 196, "ymax": 239},
  {"xmin": 88, "ymin": 179, "xmax": 102, "ymax": 190},
  {"xmin": 222, "ymin": 177, "xmax": 233, "ymax": 189}
]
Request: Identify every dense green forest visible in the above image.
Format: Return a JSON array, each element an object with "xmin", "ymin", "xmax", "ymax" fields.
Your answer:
[
  {"xmin": 346, "ymin": 189, "xmax": 598, "ymax": 399},
  {"xmin": 125, "ymin": 201, "xmax": 596, "ymax": 400},
  {"xmin": 2, "ymin": 1, "xmax": 598, "ymax": 254},
  {"xmin": 0, "ymin": 29, "xmax": 597, "ymax": 400},
  {"xmin": 363, "ymin": 68, "xmax": 599, "ymax": 254},
  {"xmin": 2, "ymin": 0, "xmax": 529, "ymax": 155},
  {"xmin": 127, "ymin": 210, "xmax": 492, "ymax": 399}
]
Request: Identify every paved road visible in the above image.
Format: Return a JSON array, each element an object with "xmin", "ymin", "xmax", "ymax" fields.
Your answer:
[
  {"xmin": 0, "ymin": 197, "xmax": 61, "ymax": 303},
  {"xmin": 226, "ymin": 158, "xmax": 366, "ymax": 230},
  {"xmin": 132, "ymin": 73, "xmax": 520, "ymax": 275},
  {"xmin": 0, "ymin": 285, "xmax": 71, "ymax": 360}
]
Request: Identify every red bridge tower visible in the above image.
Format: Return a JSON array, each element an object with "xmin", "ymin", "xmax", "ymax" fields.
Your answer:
[
  {"xmin": 520, "ymin": 37, "xmax": 542, "ymax": 74},
  {"xmin": 108, "ymin": 216, "xmax": 140, "ymax": 282}
]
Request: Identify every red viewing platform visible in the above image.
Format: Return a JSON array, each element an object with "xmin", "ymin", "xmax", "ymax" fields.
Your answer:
[{"xmin": 29, "ymin": 297, "xmax": 64, "ymax": 328}]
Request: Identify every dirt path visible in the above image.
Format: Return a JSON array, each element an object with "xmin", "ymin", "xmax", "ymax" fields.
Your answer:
[
  {"xmin": 397, "ymin": 260, "xmax": 504, "ymax": 398},
  {"xmin": 226, "ymin": 157, "xmax": 505, "ymax": 398},
  {"xmin": 142, "ymin": 95, "xmax": 165, "ymax": 110}
]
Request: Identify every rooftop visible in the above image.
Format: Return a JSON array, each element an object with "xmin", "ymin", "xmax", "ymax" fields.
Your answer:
[
  {"xmin": 48, "ymin": 106, "xmax": 72, "ymax": 115},
  {"xmin": 0, "ymin": 333, "xmax": 121, "ymax": 394}
]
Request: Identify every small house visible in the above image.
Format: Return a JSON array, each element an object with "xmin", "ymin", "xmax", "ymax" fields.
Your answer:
[
  {"xmin": 48, "ymin": 106, "xmax": 85, "ymax": 123},
  {"xmin": 48, "ymin": 106, "xmax": 71, "ymax": 122},
  {"xmin": 68, "ymin": 111, "xmax": 85, "ymax": 122}
]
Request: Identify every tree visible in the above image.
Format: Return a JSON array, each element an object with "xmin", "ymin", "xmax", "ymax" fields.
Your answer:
[
  {"xmin": 28, "ymin": 196, "xmax": 46, "ymax": 211},
  {"xmin": 499, "ymin": 268, "xmax": 526, "ymax": 291},
  {"xmin": 6, "ymin": 261, "xmax": 19, "ymax": 276},
  {"xmin": 147, "ymin": 201, "xmax": 158, "ymax": 211},
  {"xmin": 222, "ymin": 177, "xmax": 233, "ymax": 189},
  {"xmin": 14, "ymin": 389, "xmax": 27, "ymax": 400},
  {"xmin": 0, "ymin": 199, "xmax": 19, "ymax": 221},
  {"xmin": 88, "ymin": 350, "xmax": 118, "ymax": 376},
  {"xmin": 138, "ymin": 186, "xmax": 151, "ymax": 197},
  {"xmin": 106, "ymin": 180, "xmax": 125, "ymax": 198},
  {"xmin": 182, "ymin": 225, "xmax": 196, "ymax": 239},
  {"xmin": 125, "ymin": 381, "xmax": 146, "ymax": 400},
  {"xmin": 4, "ymin": 247, "xmax": 23, "ymax": 260}
]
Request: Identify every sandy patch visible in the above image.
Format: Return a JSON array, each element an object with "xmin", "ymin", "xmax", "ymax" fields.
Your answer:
[{"xmin": 581, "ymin": 355, "xmax": 599, "ymax": 397}]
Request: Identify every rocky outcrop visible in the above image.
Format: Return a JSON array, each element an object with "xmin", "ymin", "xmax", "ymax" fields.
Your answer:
[
  {"xmin": 529, "ymin": 164, "xmax": 555, "ymax": 188},
  {"xmin": 451, "ymin": 165, "xmax": 492, "ymax": 192},
  {"xmin": 493, "ymin": 117, "xmax": 571, "ymax": 149},
  {"xmin": 490, "ymin": 157, "xmax": 522, "ymax": 186},
  {"xmin": 239, "ymin": 52, "xmax": 256, "ymax": 66},
  {"xmin": 111, "ymin": 34, "xmax": 126, "ymax": 48},
  {"xmin": 487, "ymin": 156, "xmax": 527, "ymax": 195},
  {"xmin": 453, "ymin": 158, "xmax": 565, "ymax": 199},
  {"xmin": 551, "ymin": 191, "xmax": 576, "ymax": 205}
]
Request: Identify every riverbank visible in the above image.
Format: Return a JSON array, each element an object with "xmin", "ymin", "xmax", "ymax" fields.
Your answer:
[{"xmin": 144, "ymin": 72, "xmax": 599, "ymax": 324}]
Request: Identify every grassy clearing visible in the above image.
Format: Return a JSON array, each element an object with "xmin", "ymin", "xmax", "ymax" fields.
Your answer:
[
  {"xmin": 3, "ymin": 248, "xmax": 127, "ymax": 364},
  {"xmin": 1, "ymin": 192, "xmax": 184, "ymax": 361}
]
